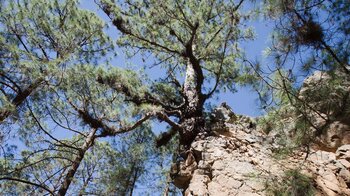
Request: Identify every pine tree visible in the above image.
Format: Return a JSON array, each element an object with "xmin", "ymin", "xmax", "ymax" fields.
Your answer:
[
  {"xmin": 0, "ymin": 0, "xmax": 111, "ymax": 123},
  {"xmin": 4, "ymin": 0, "xmax": 348, "ymax": 194},
  {"xmin": 0, "ymin": 0, "xmax": 260, "ymax": 194},
  {"xmin": 96, "ymin": 0, "xmax": 253, "ymax": 149}
]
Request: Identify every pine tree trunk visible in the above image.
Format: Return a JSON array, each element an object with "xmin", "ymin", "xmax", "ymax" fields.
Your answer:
[
  {"xmin": 180, "ymin": 62, "xmax": 206, "ymax": 148},
  {"xmin": 57, "ymin": 129, "xmax": 97, "ymax": 196}
]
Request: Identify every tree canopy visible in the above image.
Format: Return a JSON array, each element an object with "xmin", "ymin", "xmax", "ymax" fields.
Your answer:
[{"xmin": 0, "ymin": 0, "xmax": 349, "ymax": 195}]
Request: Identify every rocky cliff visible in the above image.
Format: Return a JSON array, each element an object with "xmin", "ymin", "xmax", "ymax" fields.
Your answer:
[
  {"xmin": 171, "ymin": 71, "xmax": 350, "ymax": 196},
  {"xmin": 172, "ymin": 115, "xmax": 350, "ymax": 196}
]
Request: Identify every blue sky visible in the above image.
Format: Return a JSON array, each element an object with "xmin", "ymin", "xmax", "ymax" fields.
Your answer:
[
  {"xmin": 6, "ymin": 1, "xmax": 274, "ymax": 152},
  {"xmin": 2, "ymin": 1, "xmax": 274, "ymax": 195},
  {"xmin": 80, "ymin": 1, "xmax": 273, "ymax": 117},
  {"xmin": 219, "ymin": 18, "xmax": 273, "ymax": 116}
]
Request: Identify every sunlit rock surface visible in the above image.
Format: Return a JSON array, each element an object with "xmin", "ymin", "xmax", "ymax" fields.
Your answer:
[
  {"xmin": 172, "ymin": 115, "xmax": 350, "ymax": 196},
  {"xmin": 171, "ymin": 71, "xmax": 350, "ymax": 195}
]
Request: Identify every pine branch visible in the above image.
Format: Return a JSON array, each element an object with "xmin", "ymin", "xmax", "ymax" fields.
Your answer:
[{"xmin": 0, "ymin": 177, "xmax": 54, "ymax": 195}]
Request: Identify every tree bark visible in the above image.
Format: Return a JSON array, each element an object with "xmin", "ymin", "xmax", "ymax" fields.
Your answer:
[
  {"xmin": 57, "ymin": 129, "xmax": 97, "ymax": 196},
  {"xmin": 179, "ymin": 62, "xmax": 206, "ymax": 148},
  {"xmin": 0, "ymin": 78, "xmax": 43, "ymax": 123}
]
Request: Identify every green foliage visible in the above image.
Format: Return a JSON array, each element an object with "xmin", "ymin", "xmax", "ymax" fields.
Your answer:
[
  {"xmin": 1, "ymin": 0, "xmax": 111, "ymax": 60},
  {"xmin": 256, "ymin": 100, "xmax": 311, "ymax": 158},
  {"xmin": 262, "ymin": 0, "xmax": 349, "ymax": 71},
  {"xmin": 98, "ymin": 0, "xmax": 254, "ymax": 95},
  {"xmin": 0, "ymin": 127, "xmax": 162, "ymax": 195},
  {"xmin": 97, "ymin": 127, "xmax": 155, "ymax": 195},
  {"xmin": 299, "ymin": 72, "xmax": 350, "ymax": 116},
  {"xmin": 266, "ymin": 169, "xmax": 315, "ymax": 196},
  {"xmin": 253, "ymin": 0, "xmax": 350, "ymax": 159},
  {"xmin": 2, "ymin": 0, "xmax": 348, "ymax": 194},
  {"xmin": 0, "ymin": 0, "xmax": 112, "ymax": 123}
]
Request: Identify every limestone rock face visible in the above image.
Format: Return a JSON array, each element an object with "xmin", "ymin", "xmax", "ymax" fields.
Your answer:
[
  {"xmin": 171, "ymin": 71, "xmax": 350, "ymax": 195},
  {"xmin": 298, "ymin": 71, "xmax": 350, "ymax": 116},
  {"xmin": 298, "ymin": 71, "xmax": 350, "ymax": 151},
  {"xmin": 336, "ymin": 145, "xmax": 350, "ymax": 161},
  {"xmin": 210, "ymin": 102, "xmax": 237, "ymax": 124},
  {"xmin": 172, "ymin": 116, "xmax": 350, "ymax": 196},
  {"xmin": 318, "ymin": 122, "xmax": 350, "ymax": 151}
]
